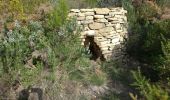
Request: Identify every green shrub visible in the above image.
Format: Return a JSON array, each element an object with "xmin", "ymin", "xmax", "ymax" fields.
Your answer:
[
  {"xmin": 123, "ymin": 0, "xmax": 170, "ymax": 80},
  {"xmin": 48, "ymin": 0, "xmax": 69, "ymax": 29},
  {"xmin": 132, "ymin": 70, "xmax": 169, "ymax": 100},
  {"xmin": 0, "ymin": 20, "xmax": 48, "ymax": 86}
]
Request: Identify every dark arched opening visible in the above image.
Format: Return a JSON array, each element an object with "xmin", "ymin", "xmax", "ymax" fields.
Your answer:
[{"xmin": 84, "ymin": 36, "xmax": 105, "ymax": 61}]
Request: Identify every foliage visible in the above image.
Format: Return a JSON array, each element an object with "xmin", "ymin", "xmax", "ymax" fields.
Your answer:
[
  {"xmin": 132, "ymin": 70, "xmax": 169, "ymax": 100},
  {"xmin": 0, "ymin": 20, "xmax": 47, "ymax": 85},
  {"xmin": 123, "ymin": 0, "xmax": 170, "ymax": 80},
  {"xmin": 48, "ymin": 0, "xmax": 69, "ymax": 29}
]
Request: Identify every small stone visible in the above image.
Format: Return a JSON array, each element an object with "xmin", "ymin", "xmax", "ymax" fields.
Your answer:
[
  {"xmin": 105, "ymin": 15, "xmax": 112, "ymax": 18},
  {"xmin": 115, "ymin": 23, "xmax": 121, "ymax": 29},
  {"xmin": 99, "ymin": 27, "xmax": 114, "ymax": 33},
  {"xmin": 68, "ymin": 13, "xmax": 77, "ymax": 17},
  {"xmin": 77, "ymin": 21, "xmax": 81, "ymax": 25},
  {"xmin": 94, "ymin": 8, "xmax": 110, "ymax": 15},
  {"xmin": 111, "ymin": 21, "xmax": 119, "ymax": 24},
  {"xmin": 81, "ymin": 20, "xmax": 93, "ymax": 25},
  {"xmin": 85, "ymin": 12, "xmax": 95, "ymax": 16},
  {"xmin": 77, "ymin": 17, "xmax": 85, "ymax": 21},
  {"xmin": 109, "ymin": 12, "xmax": 115, "ymax": 17},
  {"xmin": 70, "ymin": 9, "xmax": 80, "ymax": 13},
  {"xmin": 94, "ymin": 15, "xmax": 104, "ymax": 19},
  {"xmin": 89, "ymin": 22, "xmax": 105, "ymax": 30},
  {"xmin": 78, "ymin": 13, "xmax": 85, "ymax": 17},
  {"xmin": 108, "ymin": 18, "xmax": 118, "ymax": 21},
  {"xmin": 96, "ymin": 18, "xmax": 108, "ymax": 23},
  {"xmin": 106, "ymin": 23, "xmax": 114, "ymax": 27},
  {"xmin": 86, "ymin": 16, "xmax": 93, "ymax": 20},
  {"xmin": 85, "ymin": 30, "xmax": 95, "ymax": 36}
]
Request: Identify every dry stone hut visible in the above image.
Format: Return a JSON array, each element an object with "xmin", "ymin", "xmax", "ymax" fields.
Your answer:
[{"xmin": 69, "ymin": 7, "xmax": 128, "ymax": 60}]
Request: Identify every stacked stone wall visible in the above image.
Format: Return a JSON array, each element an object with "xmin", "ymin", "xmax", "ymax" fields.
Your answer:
[{"xmin": 69, "ymin": 7, "xmax": 128, "ymax": 60}]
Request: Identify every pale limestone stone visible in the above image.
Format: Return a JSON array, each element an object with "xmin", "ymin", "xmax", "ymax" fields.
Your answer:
[
  {"xmin": 81, "ymin": 20, "xmax": 93, "ymax": 24},
  {"xmin": 105, "ymin": 15, "xmax": 112, "ymax": 18},
  {"xmin": 112, "ymin": 38, "xmax": 120, "ymax": 43},
  {"xmin": 80, "ymin": 9, "xmax": 94, "ymax": 12},
  {"xmin": 85, "ymin": 30, "xmax": 95, "ymax": 36},
  {"xmin": 109, "ymin": 12, "xmax": 115, "ymax": 16},
  {"xmin": 106, "ymin": 23, "xmax": 114, "ymax": 27},
  {"xmin": 94, "ymin": 15, "xmax": 104, "ymax": 19},
  {"xmin": 114, "ymin": 15, "xmax": 122, "ymax": 18},
  {"xmin": 108, "ymin": 18, "xmax": 118, "ymax": 21},
  {"xmin": 85, "ymin": 12, "xmax": 95, "ymax": 16},
  {"xmin": 77, "ymin": 17, "xmax": 85, "ymax": 21},
  {"xmin": 84, "ymin": 25, "xmax": 90, "ymax": 31},
  {"xmin": 117, "ymin": 29, "xmax": 123, "ymax": 33},
  {"xmin": 71, "ymin": 9, "xmax": 80, "ymax": 13},
  {"xmin": 111, "ymin": 20, "xmax": 119, "ymax": 24},
  {"xmin": 86, "ymin": 16, "xmax": 93, "ymax": 20},
  {"xmin": 99, "ymin": 27, "xmax": 114, "ymax": 33},
  {"xmin": 78, "ymin": 13, "xmax": 85, "ymax": 17},
  {"xmin": 96, "ymin": 18, "xmax": 108, "ymax": 23},
  {"xmin": 77, "ymin": 21, "xmax": 81, "ymax": 24},
  {"xmin": 94, "ymin": 8, "xmax": 110, "ymax": 15},
  {"xmin": 68, "ymin": 13, "xmax": 77, "ymax": 17},
  {"xmin": 116, "ymin": 23, "xmax": 121, "ymax": 29},
  {"xmin": 89, "ymin": 22, "xmax": 105, "ymax": 30}
]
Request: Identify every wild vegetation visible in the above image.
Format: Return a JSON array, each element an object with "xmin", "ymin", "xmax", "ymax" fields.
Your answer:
[{"xmin": 0, "ymin": 0, "xmax": 170, "ymax": 100}]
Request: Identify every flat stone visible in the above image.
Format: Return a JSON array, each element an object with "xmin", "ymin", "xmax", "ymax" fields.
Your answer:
[
  {"xmin": 96, "ymin": 18, "xmax": 108, "ymax": 23},
  {"xmin": 77, "ymin": 21, "xmax": 81, "ymax": 25},
  {"xmin": 106, "ymin": 23, "xmax": 114, "ymax": 27},
  {"xmin": 78, "ymin": 13, "xmax": 85, "ymax": 17},
  {"xmin": 80, "ymin": 9, "xmax": 94, "ymax": 12},
  {"xmin": 71, "ymin": 9, "xmax": 80, "ymax": 13},
  {"xmin": 68, "ymin": 13, "xmax": 77, "ymax": 17},
  {"xmin": 115, "ymin": 23, "xmax": 121, "ymax": 29},
  {"xmin": 89, "ymin": 22, "xmax": 105, "ymax": 30},
  {"xmin": 81, "ymin": 20, "xmax": 93, "ymax": 25},
  {"xmin": 77, "ymin": 17, "xmax": 85, "ymax": 21},
  {"xmin": 105, "ymin": 15, "xmax": 112, "ymax": 18},
  {"xmin": 94, "ymin": 8, "xmax": 110, "ymax": 15},
  {"xmin": 86, "ymin": 16, "xmax": 93, "ymax": 20},
  {"xmin": 94, "ymin": 15, "xmax": 104, "ymax": 19},
  {"xmin": 85, "ymin": 30, "xmax": 95, "ymax": 36},
  {"xmin": 108, "ymin": 18, "xmax": 118, "ymax": 21},
  {"xmin": 85, "ymin": 12, "xmax": 95, "ymax": 16},
  {"xmin": 99, "ymin": 27, "xmax": 114, "ymax": 33},
  {"xmin": 109, "ymin": 12, "xmax": 115, "ymax": 16}
]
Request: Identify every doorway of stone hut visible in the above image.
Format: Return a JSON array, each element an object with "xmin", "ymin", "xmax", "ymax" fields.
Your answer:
[{"xmin": 84, "ymin": 36, "xmax": 105, "ymax": 61}]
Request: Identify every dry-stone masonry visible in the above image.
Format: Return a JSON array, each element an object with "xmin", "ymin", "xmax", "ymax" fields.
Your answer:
[{"xmin": 69, "ymin": 7, "xmax": 128, "ymax": 60}]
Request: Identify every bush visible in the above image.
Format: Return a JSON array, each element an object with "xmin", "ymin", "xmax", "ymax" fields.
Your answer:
[
  {"xmin": 132, "ymin": 70, "xmax": 169, "ymax": 100},
  {"xmin": 123, "ymin": 0, "xmax": 170, "ymax": 80},
  {"xmin": 0, "ymin": 20, "xmax": 48, "ymax": 85},
  {"xmin": 48, "ymin": 0, "xmax": 69, "ymax": 29}
]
